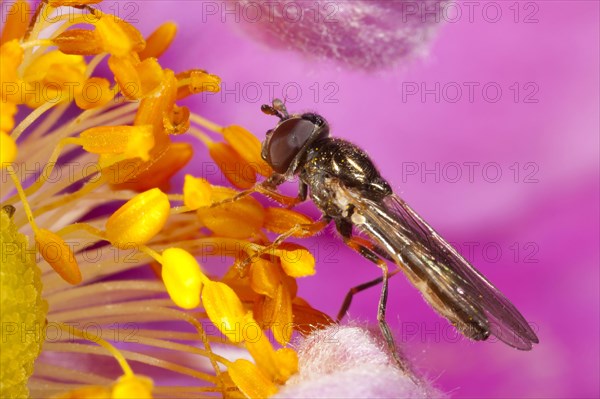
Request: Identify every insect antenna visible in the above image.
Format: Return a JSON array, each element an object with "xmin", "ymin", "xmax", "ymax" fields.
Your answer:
[{"xmin": 261, "ymin": 98, "xmax": 289, "ymax": 120}]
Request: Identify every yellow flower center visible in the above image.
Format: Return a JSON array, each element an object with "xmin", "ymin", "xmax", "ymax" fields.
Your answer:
[{"xmin": 0, "ymin": 210, "xmax": 48, "ymax": 398}]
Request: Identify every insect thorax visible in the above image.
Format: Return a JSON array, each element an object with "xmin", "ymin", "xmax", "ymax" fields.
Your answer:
[{"xmin": 300, "ymin": 138, "xmax": 392, "ymax": 220}]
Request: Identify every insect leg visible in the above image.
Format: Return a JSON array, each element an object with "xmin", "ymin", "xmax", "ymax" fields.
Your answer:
[
  {"xmin": 335, "ymin": 226, "xmax": 398, "ymax": 320},
  {"xmin": 207, "ymin": 174, "xmax": 283, "ymax": 208},
  {"xmin": 209, "ymin": 175, "xmax": 307, "ymax": 209},
  {"xmin": 208, "ymin": 186, "xmax": 257, "ymax": 208},
  {"xmin": 238, "ymin": 217, "xmax": 330, "ymax": 271},
  {"xmin": 345, "ymin": 235, "xmax": 396, "ymax": 262},
  {"xmin": 336, "ymin": 268, "xmax": 400, "ymax": 322},
  {"xmin": 336, "ymin": 219, "xmax": 415, "ymax": 377},
  {"xmin": 256, "ymin": 180, "xmax": 307, "ymax": 208}
]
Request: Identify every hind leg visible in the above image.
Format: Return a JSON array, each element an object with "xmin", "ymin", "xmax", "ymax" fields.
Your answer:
[{"xmin": 335, "ymin": 219, "xmax": 414, "ymax": 378}]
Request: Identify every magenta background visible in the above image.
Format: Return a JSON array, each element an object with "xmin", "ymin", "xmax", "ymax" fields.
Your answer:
[
  {"xmin": 130, "ymin": 1, "xmax": 596, "ymax": 398},
  {"xmin": 3, "ymin": 1, "xmax": 597, "ymax": 397}
]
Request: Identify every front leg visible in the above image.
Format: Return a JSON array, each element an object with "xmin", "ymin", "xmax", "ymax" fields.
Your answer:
[
  {"xmin": 239, "ymin": 216, "xmax": 330, "ymax": 271},
  {"xmin": 256, "ymin": 177, "xmax": 307, "ymax": 208},
  {"xmin": 208, "ymin": 174, "xmax": 306, "ymax": 209}
]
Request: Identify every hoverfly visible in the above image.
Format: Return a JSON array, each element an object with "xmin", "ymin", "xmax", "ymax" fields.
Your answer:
[{"xmin": 255, "ymin": 99, "xmax": 538, "ymax": 367}]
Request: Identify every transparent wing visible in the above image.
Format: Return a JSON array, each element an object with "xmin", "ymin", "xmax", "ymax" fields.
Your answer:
[{"xmin": 343, "ymin": 187, "xmax": 539, "ymax": 350}]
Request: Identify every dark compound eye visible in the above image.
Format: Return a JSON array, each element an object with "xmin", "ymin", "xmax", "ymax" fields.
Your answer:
[
  {"xmin": 301, "ymin": 113, "xmax": 329, "ymax": 135},
  {"xmin": 264, "ymin": 117, "xmax": 316, "ymax": 174}
]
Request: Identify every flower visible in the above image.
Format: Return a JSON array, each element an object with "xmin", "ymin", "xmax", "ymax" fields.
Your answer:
[
  {"xmin": 275, "ymin": 325, "xmax": 443, "ymax": 398},
  {"xmin": 1, "ymin": 1, "xmax": 333, "ymax": 397},
  {"xmin": 234, "ymin": 0, "xmax": 446, "ymax": 70},
  {"xmin": 4, "ymin": 1, "xmax": 591, "ymax": 398}
]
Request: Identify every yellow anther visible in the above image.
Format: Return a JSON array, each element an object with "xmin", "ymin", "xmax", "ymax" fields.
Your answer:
[
  {"xmin": 1, "ymin": 100, "xmax": 18, "ymax": 134},
  {"xmin": 243, "ymin": 314, "xmax": 299, "ymax": 383},
  {"xmin": 1, "ymin": 0, "xmax": 30, "ymax": 46},
  {"xmin": 1, "ymin": 40, "xmax": 24, "ymax": 83},
  {"xmin": 244, "ymin": 324, "xmax": 278, "ymax": 374},
  {"xmin": 114, "ymin": 17, "xmax": 146, "ymax": 54},
  {"xmin": 135, "ymin": 57, "xmax": 164, "ymax": 96},
  {"xmin": 139, "ymin": 22, "xmax": 177, "ymax": 60},
  {"xmin": 1, "ymin": 131, "xmax": 17, "ymax": 166},
  {"xmin": 227, "ymin": 359, "xmax": 278, "ymax": 399},
  {"xmin": 75, "ymin": 77, "xmax": 115, "ymax": 110},
  {"xmin": 1, "ymin": 40, "xmax": 24, "ymax": 105},
  {"xmin": 108, "ymin": 142, "xmax": 193, "ymax": 191},
  {"xmin": 79, "ymin": 125, "xmax": 154, "ymax": 161},
  {"xmin": 108, "ymin": 54, "xmax": 163, "ymax": 99},
  {"xmin": 189, "ymin": 70, "xmax": 221, "ymax": 93},
  {"xmin": 222, "ymin": 125, "xmax": 273, "ymax": 177},
  {"xmin": 94, "ymin": 12, "xmax": 144, "ymax": 57},
  {"xmin": 272, "ymin": 243, "xmax": 316, "ymax": 278},
  {"xmin": 273, "ymin": 348, "xmax": 299, "ymax": 382},
  {"xmin": 53, "ymin": 29, "xmax": 103, "ymax": 56},
  {"xmin": 264, "ymin": 207, "xmax": 314, "ymax": 237},
  {"xmin": 201, "ymin": 281, "xmax": 246, "ymax": 343},
  {"xmin": 196, "ymin": 187, "xmax": 265, "ymax": 239},
  {"xmin": 112, "ymin": 374, "xmax": 153, "ymax": 399},
  {"xmin": 176, "ymin": 69, "xmax": 221, "ymax": 99},
  {"xmin": 249, "ymin": 258, "xmax": 280, "ymax": 298},
  {"xmin": 134, "ymin": 69, "xmax": 177, "ymax": 149},
  {"xmin": 35, "ymin": 228, "xmax": 82, "ymax": 285},
  {"xmin": 22, "ymin": 50, "xmax": 87, "ymax": 107},
  {"xmin": 291, "ymin": 297, "xmax": 334, "ymax": 336},
  {"xmin": 207, "ymin": 142, "xmax": 257, "ymax": 189},
  {"xmin": 260, "ymin": 283, "xmax": 294, "ymax": 345},
  {"xmin": 23, "ymin": 50, "xmax": 86, "ymax": 84},
  {"xmin": 108, "ymin": 55, "xmax": 142, "ymax": 100},
  {"xmin": 98, "ymin": 153, "xmax": 132, "ymax": 180},
  {"xmin": 105, "ymin": 188, "xmax": 170, "ymax": 248},
  {"xmin": 164, "ymin": 105, "xmax": 190, "ymax": 135},
  {"xmin": 161, "ymin": 248, "xmax": 206, "ymax": 309},
  {"xmin": 183, "ymin": 175, "xmax": 212, "ymax": 210}
]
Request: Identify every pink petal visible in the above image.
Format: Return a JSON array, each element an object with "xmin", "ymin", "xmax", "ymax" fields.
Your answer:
[{"xmin": 276, "ymin": 325, "xmax": 445, "ymax": 398}]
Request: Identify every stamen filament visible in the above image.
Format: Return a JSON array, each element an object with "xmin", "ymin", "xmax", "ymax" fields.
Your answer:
[
  {"xmin": 27, "ymin": 103, "xmax": 69, "ymax": 141},
  {"xmin": 22, "ymin": 138, "xmax": 79, "ymax": 198},
  {"xmin": 49, "ymin": 304, "xmax": 223, "ymax": 385},
  {"xmin": 30, "ymin": 177, "xmax": 106, "ymax": 222},
  {"xmin": 11, "ymin": 101, "xmax": 56, "ymax": 140},
  {"xmin": 44, "ymin": 281, "xmax": 166, "ymax": 308},
  {"xmin": 112, "ymin": 335, "xmax": 230, "ymax": 366},
  {"xmin": 55, "ymin": 322, "xmax": 134, "ymax": 377},
  {"xmin": 6, "ymin": 169, "xmax": 39, "ymax": 232},
  {"xmin": 189, "ymin": 114, "xmax": 224, "ymax": 134},
  {"xmin": 34, "ymin": 362, "xmax": 112, "ymax": 385},
  {"xmin": 43, "ymin": 342, "xmax": 215, "ymax": 383},
  {"xmin": 188, "ymin": 128, "xmax": 213, "ymax": 146},
  {"xmin": 139, "ymin": 244, "xmax": 163, "ymax": 263},
  {"xmin": 153, "ymin": 386, "xmax": 237, "ymax": 394},
  {"xmin": 170, "ymin": 205, "xmax": 193, "ymax": 214},
  {"xmin": 55, "ymin": 222, "xmax": 105, "ymax": 240},
  {"xmin": 85, "ymin": 53, "xmax": 108, "ymax": 78},
  {"xmin": 20, "ymin": 38, "xmax": 54, "ymax": 49}
]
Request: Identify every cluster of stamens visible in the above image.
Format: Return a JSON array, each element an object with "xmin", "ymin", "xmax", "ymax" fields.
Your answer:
[{"xmin": 1, "ymin": 1, "xmax": 331, "ymax": 397}]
